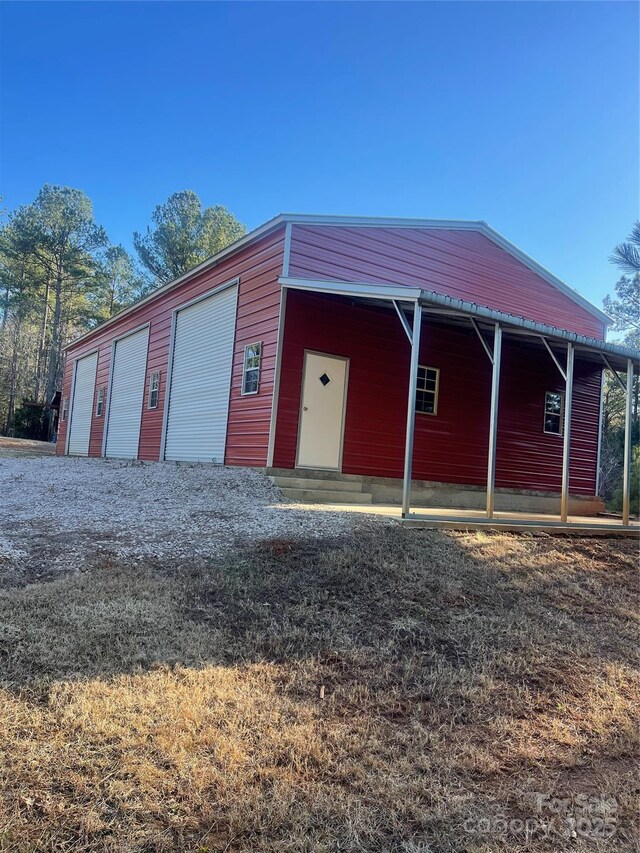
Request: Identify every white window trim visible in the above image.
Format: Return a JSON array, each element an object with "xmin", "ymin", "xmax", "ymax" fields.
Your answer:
[
  {"xmin": 61, "ymin": 397, "xmax": 68, "ymax": 422},
  {"xmin": 148, "ymin": 371, "xmax": 160, "ymax": 409},
  {"xmin": 416, "ymin": 365, "xmax": 440, "ymax": 416},
  {"xmin": 241, "ymin": 342, "xmax": 262, "ymax": 396},
  {"xmin": 95, "ymin": 386, "xmax": 105, "ymax": 417},
  {"xmin": 543, "ymin": 390, "xmax": 565, "ymax": 436}
]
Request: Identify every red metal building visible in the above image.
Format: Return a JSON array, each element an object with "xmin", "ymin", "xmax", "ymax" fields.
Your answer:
[{"xmin": 56, "ymin": 215, "xmax": 639, "ymax": 520}]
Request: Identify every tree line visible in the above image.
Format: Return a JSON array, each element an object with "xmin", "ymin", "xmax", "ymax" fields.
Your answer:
[
  {"xmin": 0, "ymin": 187, "xmax": 245, "ymax": 437},
  {"xmin": 599, "ymin": 223, "xmax": 639, "ymax": 511}
]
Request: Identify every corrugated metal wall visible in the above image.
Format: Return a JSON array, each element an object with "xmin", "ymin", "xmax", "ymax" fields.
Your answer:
[
  {"xmin": 288, "ymin": 225, "xmax": 606, "ymax": 340},
  {"xmin": 57, "ymin": 228, "xmax": 285, "ymax": 465},
  {"xmin": 273, "ymin": 290, "xmax": 600, "ymax": 495}
]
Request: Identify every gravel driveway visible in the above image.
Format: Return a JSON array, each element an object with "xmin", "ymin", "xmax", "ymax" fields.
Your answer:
[{"xmin": 0, "ymin": 457, "xmax": 388, "ymax": 584}]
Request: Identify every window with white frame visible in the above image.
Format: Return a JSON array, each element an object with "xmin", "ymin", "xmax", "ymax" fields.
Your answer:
[
  {"xmin": 242, "ymin": 343, "xmax": 262, "ymax": 395},
  {"xmin": 95, "ymin": 386, "xmax": 105, "ymax": 417},
  {"xmin": 416, "ymin": 366, "xmax": 439, "ymax": 415},
  {"xmin": 148, "ymin": 371, "xmax": 160, "ymax": 409},
  {"xmin": 544, "ymin": 391, "xmax": 564, "ymax": 435},
  {"xmin": 61, "ymin": 397, "xmax": 68, "ymax": 422}
]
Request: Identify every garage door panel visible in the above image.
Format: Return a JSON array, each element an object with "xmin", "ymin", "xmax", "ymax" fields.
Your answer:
[
  {"xmin": 164, "ymin": 286, "xmax": 238, "ymax": 463},
  {"xmin": 104, "ymin": 327, "xmax": 149, "ymax": 459},
  {"xmin": 67, "ymin": 352, "xmax": 98, "ymax": 456}
]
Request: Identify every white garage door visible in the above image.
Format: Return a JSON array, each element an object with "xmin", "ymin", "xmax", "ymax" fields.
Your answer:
[
  {"xmin": 104, "ymin": 327, "xmax": 149, "ymax": 459},
  {"xmin": 164, "ymin": 285, "xmax": 238, "ymax": 463},
  {"xmin": 67, "ymin": 352, "xmax": 98, "ymax": 456}
]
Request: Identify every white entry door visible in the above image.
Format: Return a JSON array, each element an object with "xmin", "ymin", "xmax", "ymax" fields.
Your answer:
[
  {"xmin": 67, "ymin": 352, "xmax": 98, "ymax": 456},
  {"xmin": 297, "ymin": 352, "xmax": 348, "ymax": 470},
  {"xmin": 164, "ymin": 285, "xmax": 238, "ymax": 463},
  {"xmin": 104, "ymin": 327, "xmax": 149, "ymax": 459}
]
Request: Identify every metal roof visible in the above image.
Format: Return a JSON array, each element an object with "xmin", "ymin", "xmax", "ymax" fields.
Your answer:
[{"xmin": 416, "ymin": 288, "xmax": 639, "ymax": 368}]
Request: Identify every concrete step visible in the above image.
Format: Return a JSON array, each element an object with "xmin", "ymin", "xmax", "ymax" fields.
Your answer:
[
  {"xmin": 270, "ymin": 476, "xmax": 363, "ymax": 493},
  {"xmin": 267, "ymin": 467, "xmax": 364, "ymax": 483},
  {"xmin": 279, "ymin": 487, "xmax": 373, "ymax": 505}
]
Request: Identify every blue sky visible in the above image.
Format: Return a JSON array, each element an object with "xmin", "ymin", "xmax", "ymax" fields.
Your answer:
[{"xmin": 1, "ymin": 1, "xmax": 637, "ymax": 313}]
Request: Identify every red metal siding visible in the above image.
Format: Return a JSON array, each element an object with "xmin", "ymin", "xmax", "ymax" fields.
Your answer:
[
  {"xmin": 57, "ymin": 228, "xmax": 285, "ymax": 464},
  {"xmin": 288, "ymin": 225, "xmax": 605, "ymax": 340},
  {"xmin": 273, "ymin": 290, "xmax": 600, "ymax": 495}
]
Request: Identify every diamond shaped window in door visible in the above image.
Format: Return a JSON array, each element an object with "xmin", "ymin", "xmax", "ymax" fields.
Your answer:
[{"xmin": 319, "ymin": 372, "xmax": 331, "ymax": 387}]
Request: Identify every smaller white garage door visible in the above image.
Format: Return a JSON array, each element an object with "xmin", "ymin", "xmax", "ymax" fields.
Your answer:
[
  {"xmin": 104, "ymin": 327, "xmax": 149, "ymax": 459},
  {"xmin": 164, "ymin": 285, "xmax": 238, "ymax": 463},
  {"xmin": 67, "ymin": 352, "xmax": 98, "ymax": 456}
]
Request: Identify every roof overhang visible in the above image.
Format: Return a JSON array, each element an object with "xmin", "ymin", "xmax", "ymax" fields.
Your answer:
[
  {"xmin": 279, "ymin": 275, "xmax": 422, "ymax": 303},
  {"xmin": 280, "ymin": 276, "xmax": 639, "ymax": 372}
]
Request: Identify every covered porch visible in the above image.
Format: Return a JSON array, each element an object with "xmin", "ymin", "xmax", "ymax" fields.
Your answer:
[{"xmin": 274, "ymin": 276, "xmax": 640, "ymax": 533}]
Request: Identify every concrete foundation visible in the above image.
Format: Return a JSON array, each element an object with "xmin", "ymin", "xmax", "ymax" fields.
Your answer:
[{"xmin": 266, "ymin": 467, "xmax": 605, "ymax": 517}]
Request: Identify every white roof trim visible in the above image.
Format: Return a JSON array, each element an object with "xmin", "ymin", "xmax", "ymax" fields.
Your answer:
[
  {"xmin": 65, "ymin": 211, "xmax": 609, "ymax": 352},
  {"xmin": 280, "ymin": 213, "xmax": 485, "ymax": 230},
  {"xmin": 279, "ymin": 276, "xmax": 421, "ymax": 302}
]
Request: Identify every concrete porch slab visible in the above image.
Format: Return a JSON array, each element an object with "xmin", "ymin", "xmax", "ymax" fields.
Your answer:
[{"xmin": 273, "ymin": 500, "xmax": 640, "ymax": 537}]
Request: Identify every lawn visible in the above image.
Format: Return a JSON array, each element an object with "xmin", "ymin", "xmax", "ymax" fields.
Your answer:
[{"xmin": 0, "ymin": 528, "xmax": 638, "ymax": 852}]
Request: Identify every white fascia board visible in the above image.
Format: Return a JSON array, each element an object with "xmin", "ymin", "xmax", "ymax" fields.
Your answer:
[
  {"xmin": 278, "ymin": 276, "xmax": 421, "ymax": 303},
  {"xmin": 280, "ymin": 213, "xmax": 484, "ymax": 230}
]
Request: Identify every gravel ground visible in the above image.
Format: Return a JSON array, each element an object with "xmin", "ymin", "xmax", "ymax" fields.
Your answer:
[{"xmin": 0, "ymin": 456, "xmax": 391, "ymax": 584}]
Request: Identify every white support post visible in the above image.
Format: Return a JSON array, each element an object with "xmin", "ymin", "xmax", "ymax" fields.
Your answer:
[
  {"xmin": 560, "ymin": 342, "xmax": 574, "ymax": 522},
  {"xmin": 486, "ymin": 323, "xmax": 502, "ymax": 517},
  {"xmin": 401, "ymin": 304, "xmax": 422, "ymax": 518},
  {"xmin": 622, "ymin": 358, "xmax": 634, "ymax": 526}
]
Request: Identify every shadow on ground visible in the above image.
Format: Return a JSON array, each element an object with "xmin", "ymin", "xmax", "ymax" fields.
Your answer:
[{"xmin": 0, "ymin": 527, "xmax": 638, "ymax": 852}]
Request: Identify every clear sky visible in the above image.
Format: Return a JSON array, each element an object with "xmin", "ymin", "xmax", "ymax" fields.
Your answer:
[{"xmin": 1, "ymin": 1, "xmax": 637, "ymax": 313}]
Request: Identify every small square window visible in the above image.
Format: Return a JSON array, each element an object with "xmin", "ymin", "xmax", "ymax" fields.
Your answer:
[
  {"xmin": 415, "ymin": 366, "xmax": 439, "ymax": 415},
  {"xmin": 242, "ymin": 342, "xmax": 262, "ymax": 395},
  {"xmin": 319, "ymin": 372, "xmax": 331, "ymax": 387},
  {"xmin": 544, "ymin": 391, "xmax": 564, "ymax": 435},
  {"xmin": 95, "ymin": 386, "xmax": 106, "ymax": 417},
  {"xmin": 148, "ymin": 371, "xmax": 160, "ymax": 409}
]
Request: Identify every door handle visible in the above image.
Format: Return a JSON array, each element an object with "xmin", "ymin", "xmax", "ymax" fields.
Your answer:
[{"xmin": 303, "ymin": 406, "xmax": 308, "ymax": 411}]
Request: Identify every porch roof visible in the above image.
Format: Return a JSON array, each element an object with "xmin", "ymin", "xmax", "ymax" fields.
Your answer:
[{"xmin": 279, "ymin": 275, "xmax": 640, "ymax": 372}]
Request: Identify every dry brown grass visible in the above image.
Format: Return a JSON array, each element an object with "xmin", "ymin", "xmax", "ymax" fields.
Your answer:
[
  {"xmin": 0, "ymin": 528, "xmax": 638, "ymax": 852},
  {"xmin": 0, "ymin": 437, "xmax": 55, "ymax": 458}
]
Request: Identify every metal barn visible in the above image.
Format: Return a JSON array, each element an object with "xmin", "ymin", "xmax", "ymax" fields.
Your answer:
[{"xmin": 57, "ymin": 215, "xmax": 639, "ymax": 529}]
